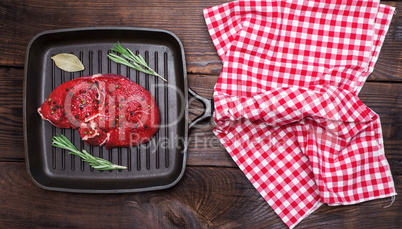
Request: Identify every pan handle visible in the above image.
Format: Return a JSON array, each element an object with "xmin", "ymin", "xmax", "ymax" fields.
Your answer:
[{"xmin": 188, "ymin": 88, "xmax": 214, "ymax": 129}]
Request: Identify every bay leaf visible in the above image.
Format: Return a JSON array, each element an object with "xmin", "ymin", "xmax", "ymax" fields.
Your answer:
[{"xmin": 51, "ymin": 53, "xmax": 85, "ymax": 72}]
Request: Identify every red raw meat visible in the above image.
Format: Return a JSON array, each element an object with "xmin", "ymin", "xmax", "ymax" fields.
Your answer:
[{"xmin": 38, "ymin": 73, "xmax": 160, "ymax": 149}]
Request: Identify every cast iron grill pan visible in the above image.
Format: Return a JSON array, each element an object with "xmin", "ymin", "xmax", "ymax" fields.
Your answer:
[{"xmin": 24, "ymin": 27, "xmax": 188, "ymax": 193}]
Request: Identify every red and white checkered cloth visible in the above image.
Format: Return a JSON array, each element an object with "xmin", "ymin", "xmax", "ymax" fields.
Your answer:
[{"xmin": 204, "ymin": 0, "xmax": 396, "ymax": 228}]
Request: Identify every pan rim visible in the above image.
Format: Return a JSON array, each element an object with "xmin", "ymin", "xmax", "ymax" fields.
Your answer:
[{"xmin": 23, "ymin": 26, "xmax": 188, "ymax": 193}]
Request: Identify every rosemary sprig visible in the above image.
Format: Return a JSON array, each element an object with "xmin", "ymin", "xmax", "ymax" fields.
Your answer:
[
  {"xmin": 52, "ymin": 134, "xmax": 127, "ymax": 170},
  {"xmin": 108, "ymin": 42, "xmax": 167, "ymax": 82}
]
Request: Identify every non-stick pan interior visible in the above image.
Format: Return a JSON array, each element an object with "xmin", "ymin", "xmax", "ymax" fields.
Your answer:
[{"xmin": 24, "ymin": 27, "xmax": 188, "ymax": 192}]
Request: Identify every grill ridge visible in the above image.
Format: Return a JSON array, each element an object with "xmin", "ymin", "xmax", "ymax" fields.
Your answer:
[
  {"xmin": 154, "ymin": 51, "xmax": 160, "ymax": 170},
  {"xmin": 27, "ymin": 28, "xmax": 186, "ymax": 192},
  {"xmin": 51, "ymin": 55, "xmax": 57, "ymax": 169},
  {"xmin": 164, "ymin": 52, "xmax": 170, "ymax": 168},
  {"xmin": 50, "ymin": 47, "xmax": 174, "ymax": 174}
]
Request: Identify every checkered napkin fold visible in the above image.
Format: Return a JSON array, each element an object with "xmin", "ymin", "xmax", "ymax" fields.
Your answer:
[{"xmin": 203, "ymin": 0, "xmax": 396, "ymax": 228}]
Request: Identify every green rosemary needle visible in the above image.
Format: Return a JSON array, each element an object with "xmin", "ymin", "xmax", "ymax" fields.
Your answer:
[
  {"xmin": 108, "ymin": 42, "xmax": 167, "ymax": 82},
  {"xmin": 52, "ymin": 134, "xmax": 127, "ymax": 170}
]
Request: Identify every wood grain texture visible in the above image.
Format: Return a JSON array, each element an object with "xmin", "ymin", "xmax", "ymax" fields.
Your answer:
[
  {"xmin": 0, "ymin": 162, "xmax": 400, "ymax": 228},
  {"xmin": 0, "ymin": 0, "xmax": 401, "ymax": 81},
  {"xmin": 0, "ymin": 0, "xmax": 401, "ymax": 228},
  {"xmin": 3, "ymin": 67, "xmax": 402, "ymax": 170},
  {"xmin": 0, "ymin": 67, "xmax": 23, "ymax": 161}
]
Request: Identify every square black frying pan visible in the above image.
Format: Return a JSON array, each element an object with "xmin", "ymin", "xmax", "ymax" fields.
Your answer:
[{"xmin": 23, "ymin": 27, "xmax": 212, "ymax": 193}]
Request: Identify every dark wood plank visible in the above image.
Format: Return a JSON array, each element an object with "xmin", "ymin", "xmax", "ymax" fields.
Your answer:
[
  {"xmin": 0, "ymin": 67, "xmax": 23, "ymax": 161},
  {"xmin": 1, "ymin": 1, "xmax": 401, "ymax": 229},
  {"xmin": 0, "ymin": 162, "xmax": 400, "ymax": 228},
  {"xmin": 372, "ymin": 1, "xmax": 402, "ymax": 82},
  {"xmin": 0, "ymin": 1, "xmax": 401, "ymax": 81},
  {"xmin": 0, "ymin": 0, "xmax": 223, "ymax": 72},
  {"xmin": 1, "ymin": 67, "xmax": 402, "ymax": 170}
]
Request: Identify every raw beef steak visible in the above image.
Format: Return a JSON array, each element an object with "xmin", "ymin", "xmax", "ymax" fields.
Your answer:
[{"xmin": 38, "ymin": 73, "xmax": 160, "ymax": 149}]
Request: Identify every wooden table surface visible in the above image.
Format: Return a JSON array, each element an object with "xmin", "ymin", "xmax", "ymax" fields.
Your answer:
[{"xmin": 1, "ymin": 0, "xmax": 401, "ymax": 228}]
